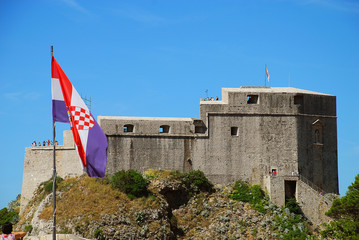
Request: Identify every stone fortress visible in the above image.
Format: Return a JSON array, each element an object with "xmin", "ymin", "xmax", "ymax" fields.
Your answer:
[{"xmin": 21, "ymin": 86, "xmax": 339, "ymax": 226}]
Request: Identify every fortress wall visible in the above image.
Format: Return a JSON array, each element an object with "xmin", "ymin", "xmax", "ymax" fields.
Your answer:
[
  {"xmin": 297, "ymin": 116, "xmax": 338, "ymax": 194},
  {"xmin": 98, "ymin": 117, "xmax": 196, "ymax": 136},
  {"xmin": 20, "ymin": 131, "xmax": 82, "ymax": 214},
  {"xmin": 297, "ymin": 180, "xmax": 333, "ymax": 227},
  {"xmin": 265, "ymin": 176, "xmax": 333, "ymax": 226},
  {"xmin": 99, "ymin": 117, "xmax": 200, "ymax": 175},
  {"xmin": 200, "ymin": 88, "xmax": 304, "ymax": 119},
  {"xmin": 193, "ymin": 113, "xmax": 299, "ymax": 185},
  {"xmin": 301, "ymin": 94, "xmax": 336, "ymax": 116},
  {"xmin": 296, "ymin": 94, "xmax": 338, "ymax": 194},
  {"xmin": 322, "ymin": 118, "xmax": 339, "ymax": 193},
  {"xmin": 105, "ymin": 136, "xmax": 195, "ymax": 175},
  {"xmin": 196, "ymin": 89, "xmax": 303, "ymax": 185}
]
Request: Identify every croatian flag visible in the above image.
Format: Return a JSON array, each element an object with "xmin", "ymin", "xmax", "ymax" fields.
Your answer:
[
  {"xmin": 51, "ymin": 56, "xmax": 108, "ymax": 178},
  {"xmin": 265, "ymin": 65, "xmax": 270, "ymax": 82}
]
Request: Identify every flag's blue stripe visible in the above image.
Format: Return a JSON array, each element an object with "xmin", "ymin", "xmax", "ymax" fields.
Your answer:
[
  {"xmin": 86, "ymin": 119, "xmax": 108, "ymax": 178},
  {"xmin": 52, "ymin": 100, "xmax": 70, "ymax": 123}
]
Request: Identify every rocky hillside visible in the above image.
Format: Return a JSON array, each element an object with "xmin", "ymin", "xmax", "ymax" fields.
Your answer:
[{"xmin": 17, "ymin": 169, "xmax": 319, "ymax": 239}]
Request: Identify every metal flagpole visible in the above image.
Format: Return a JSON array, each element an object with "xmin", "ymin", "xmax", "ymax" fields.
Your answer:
[{"xmin": 51, "ymin": 45, "xmax": 57, "ymax": 240}]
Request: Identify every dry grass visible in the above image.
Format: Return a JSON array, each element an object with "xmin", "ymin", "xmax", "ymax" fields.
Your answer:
[
  {"xmin": 38, "ymin": 175, "xmax": 164, "ymax": 231},
  {"xmin": 39, "ymin": 176, "xmax": 128, "ymax": 222},
  {"xmin": 144, "ymin": 169, "xmax": 183, "ymax": 180}
]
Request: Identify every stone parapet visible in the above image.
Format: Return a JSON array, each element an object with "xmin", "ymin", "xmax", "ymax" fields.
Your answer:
[{"xmin": 20, "ymin": 131, "xmax": 81, "ymax": 214}]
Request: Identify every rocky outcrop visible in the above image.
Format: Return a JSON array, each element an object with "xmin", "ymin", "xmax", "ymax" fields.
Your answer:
[{"xmin": 18, "ymin": 173, "xmax": 318, "ymax": 239}]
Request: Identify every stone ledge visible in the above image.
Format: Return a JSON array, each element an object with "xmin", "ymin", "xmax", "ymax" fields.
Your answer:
[{"xmin": 24, "ymin": 234, "xmax": 89, "ymax": 240}]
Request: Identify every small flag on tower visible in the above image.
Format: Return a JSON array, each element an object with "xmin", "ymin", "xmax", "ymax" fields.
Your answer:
[
  {"xmin": 265, "ymin": 65, "xmax": 270, "ymax": 82},
  {"xmin": 51, "ymin": 56, "xmax": 108, "ymax": 178}
]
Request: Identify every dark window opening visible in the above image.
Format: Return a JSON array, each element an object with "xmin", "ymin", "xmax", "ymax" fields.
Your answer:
[
  {"xmin": 124, "ymin": 124, "xmax": 134, "ymax": 133},
  {"xmin": 193, "ymin": 119, "xmax": 206, "ymax": 134},
  {"xmin": 195, "ymin": 126, "xmax": 205, "ymax": 133},
  {"xmin": 247, "ymin": 95, "xmax": 258, "ymax": 104},
  {"xmin": 314, "ymin": 129, "xmax": 321, "ymax": 143},
  {"xmin": 285, "ymin": 180, "xmax": 297, "ymax": 203},
  {"xmin": 160, "ymin": 125, "xmax": 170, "ymax": 133},
  {"xmin": 231, "ymin": 127, "xmax": 238, "ymax": 136},
  {"xmin": 294, "ymin": 95, "xmax": 303, "ymax": 105}
]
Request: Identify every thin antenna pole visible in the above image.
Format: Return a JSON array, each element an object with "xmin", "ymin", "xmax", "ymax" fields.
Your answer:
[{"xmin": 51, "ymin": 45, "xmax": 57, "ymax": 240}]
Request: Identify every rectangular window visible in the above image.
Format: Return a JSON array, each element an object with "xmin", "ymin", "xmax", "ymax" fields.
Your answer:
[
  {"xmin": 160, "ymin": 125, "xmax": 170, "ymax": 133},
  {"xmin": 124, "ymin": 124, "xmax": 134, "ymax": 133},
  {"xmin": 231, "ymin": 127, "xmax": 238, "ymax": 136},
  {"xmin": 294, "ymin": 95, "xmax": 303, "ymax": 105},
  {"xmin": 247, "ymin": 95, "xmax": 258, "ymax": 104}
]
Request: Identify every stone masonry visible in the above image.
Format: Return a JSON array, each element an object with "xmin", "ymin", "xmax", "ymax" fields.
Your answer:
[
  {"xmin": 21, "ymin": 87, "xmax": 339, "ymax": 226},
  {"xmin": 20, "ymin": 131, "xmax": 83, "ymax": 214}
]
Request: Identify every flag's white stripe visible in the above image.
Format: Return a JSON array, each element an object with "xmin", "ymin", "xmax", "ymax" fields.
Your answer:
[
  {"xmin": 71, "ymin": 86, "xmax": 89, "ymax": 156},
  {"xmin": 51, "ymin": 78, "xmax": 64, "ymax": 101},
  {"xmin": 71, "ymin": 86, "xmax": 88, "ymax": 111}
]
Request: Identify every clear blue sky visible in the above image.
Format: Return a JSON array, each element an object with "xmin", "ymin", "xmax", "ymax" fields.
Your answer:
[{"xmin": 0, "ymin": 0, "xmax": 358, "ymax": 209}]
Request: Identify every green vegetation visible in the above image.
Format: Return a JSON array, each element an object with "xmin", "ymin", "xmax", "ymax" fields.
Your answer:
[
  {"xmin": 110, "ymin": 169, "xmax": 149, "ymax": 199},
  {"xmin": 7, "ymin": 194, "xmax": 21, "ymax": 213},
  {"xmin": 21, "ymin": 170, "xmax": 359, "ymax": 238},
  {"xmin": 230, "ymin": 180, "xmax": 266, "ymax": 213},
  {"xmin": 24, "ymin": 224, "xmax": 33, "ymax": 233},
  {"xmin": 182, "ymin": 170, "xmax": 213, "ymax": 194},
  {"xmin": 0, "ymin": 194, "xmax": 21, "ymax": 229},
  {"xmin": 272, "ymin": 209, "xmax": 310, "ymax": 239},
  {"xmin": 285, "ymin": 198, "xmax": 301, "ymax": 215},
  {"xmin": 94, "ymin": 228, "xmax": 105, "ymax": 240},
  {"xmin": 40, "ymin": 176, "xmax": 64, "ymax": 195},
  {"xmin": 230, "ymin": 180, "xmax": 313, "ymax": 239},
  {"xmin": 0, "ymin": 207, "xmax": 18, "ymax": 227},
  {"xmin": 144, "ymin": 169, "xmax": 214, "ymax": 195},
  {"xmin": 321, "ymin": 174, "xmax": 359, "ymax": 239}
]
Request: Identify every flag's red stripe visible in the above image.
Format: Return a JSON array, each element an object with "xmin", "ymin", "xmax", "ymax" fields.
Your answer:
[
  {"xmin": 71, "ymin": 124, "xmax": 87, "ymax": 167},
  {"xmin": 51, "ymin": 56, "xmax": 87, "ymax": 167},
  {"xmin": 52, "ymin": 57, "xmax": 72, "ymax": 105},
  {"xmin": 51, "ymin": 58, "xmax": 59, "ymax": 79}
]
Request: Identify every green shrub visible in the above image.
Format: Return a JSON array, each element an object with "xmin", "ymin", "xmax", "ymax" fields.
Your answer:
[
  {"xmin": 321, "ymin": 174, "xmax": 359, "ymax": 238},
  {"xmin": 182, "ymin": 170, "xmax": 213, "ymax": 193},
  {"xmin": 272, "ymin": 211, "xmax": 310, "ymax": 239},
  {"xmin": 110, "ymin": 170, "xmax": 149, "ymax": 199},
  {"xmin": 321, "ymin": 219, "xmax": 359, "ymax": 239},
  {"xmin": 170, "ymin": 170, "xmax": 184, "ymax": 179},
  {"xmin": 254, "ymin": 203, "xmax": 266, "ymax": 214},
  {"xmin": 250, "ymin": 185, "xmax": 265, "ymax": 205},
  {"xmin": 94, "ymin": 228, "xmax": 105, "ymax": 240},
  {"xmin": 43, "ymin": 176, "xmax": 64, "ymax": 194},
  {"xmin": 230, "ymin": 180, "xmax": 252, "ymax": 202},
  {"xmin": 231, "ymin": 181, "xmax": 265, "ymax": 205},
  {"xmin": 0, "ymin": 207, "xmax": 18, "ymax": 226},
  {"xmin": 231, "ymin": 181, "xmax": 268, "ymax": 214},
  {"xmin": 285, "ymin": 198, "xmax": 301, "ymax": 214},
  {"xmin": 25, "ymin": 225, "xmax": 33, "ymax": 233}
]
